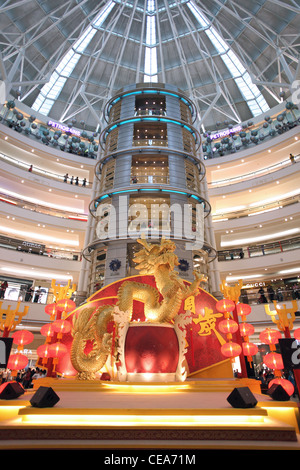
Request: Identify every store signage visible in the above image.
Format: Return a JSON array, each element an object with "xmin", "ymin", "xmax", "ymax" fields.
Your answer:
[
  {"xmin": 21, "ymin": 241, "xmax": 45, "ymax": 249},
  {"xmin": 47, "ymin": 120, "xmax": 81, "ymax": 137},
  {"xmin": 210, "ymin": 125, "xmax": 242, "ymax": 140},
  {"xmin": 244, "ymin": 282, "xmax": 266, "ymax": 289}
]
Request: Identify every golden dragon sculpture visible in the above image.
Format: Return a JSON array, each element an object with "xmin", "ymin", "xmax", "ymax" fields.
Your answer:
[{"xmin": 71, "ymin": 237, "xmax": 207, "ymax": 379}]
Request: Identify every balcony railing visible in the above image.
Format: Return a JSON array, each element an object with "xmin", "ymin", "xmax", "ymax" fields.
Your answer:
[
  {"xmin": 208, "ymin": 154, "xmax": 300, "ymax": 189},
  {"xmin": 239, "ymin": 288, "xmax": 300, "ymax": 306},
  {"xmin": 0, "ymin": 234, "xmax": 81, "ymax": 261},
  {"xmin": 130, "ymin": 175, "xmax": 169, "ymax": 185},
  {"xmin": 0, "ymin": 190, "xmax": 88, "ymax": 221},
  {"xmin": 134, "ymin": 110, "xmax": 166, "ymax": 117},
  {"xmin": 203, "ymin": 104, "xmax": 300, "ymax": 159},
  {"xmin": 218, "ymin": 237, "xmax": 300, "ymax": 261},
  {"xmin": 0, "ymin": 104, "xmax": 98, "ymax": 159},
  {"xmin": 132, "ymin": 138, "xmax": 168, "ymax": 147},
  {"xmin": 0, "ymin": 151, "xmax": 92, "ymax": 187}
]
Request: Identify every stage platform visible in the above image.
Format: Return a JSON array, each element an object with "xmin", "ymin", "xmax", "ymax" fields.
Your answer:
[{"xmin": 0, "ymin": 377, "xmax": 299, "ymax": 451}]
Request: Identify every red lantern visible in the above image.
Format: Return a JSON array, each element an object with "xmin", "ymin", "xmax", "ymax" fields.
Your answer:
[
  {"xmin": 268, "ymin": 378, "xmax": 294, "ymax": 397},
  {"xmin": 52, "ymin": 319, "xmax": 71, "ymax": 338},
  {"xmin": 216, "ymin": 299, "xmax": 235, "ymax": 313},
  {"xmin": 12, "ymin": 330, "xmax": 34, "ymax": 348},
  {"xmin": 37, "ymin": 344, "xmax": 52, "ymax": 364},
  {"xmin": 242, "ymin": 342, "xmax": 258, "ymax": 356},
  {"xmin": 236, "ymin": 303, "xmax": 251, "ymax": 319},
  {"xmin": 218, "ymin": 319, "xmax": 238, "ymax": 334},
  {"xmin": 7, "ymin": 353, "xmax": 28, "ymax": 370},
  {"xmin": 263, "ymin": 352, "xmax": 284, "ymax": 370},
  {"xmin": 293, "ymin": 328, "xmax": 300, "ymax": 340},
  {"xmin": 56, "ymin": 299, "xmax": 76, "ymax": 313},
  {"xmin": 45, "ymin": 303, "xmax": 59, "ymax": 319},
  {"xmin": 221, "ymin": 341, "xmax": 241, "ymax": 358},
  {"xmin": 49, "ymin": 342, "xmax": 68, "ymax": 358},
  {"xmin": 259, "ymin": 328, "xmax": 282, "ymax": 345},
  {"xmin": 40, "ymin": 323, "xmax": 55, "ymax": 342},
  {"xmin": 239, "ymin": 323, "xmax": 255, "ymax": 337}
]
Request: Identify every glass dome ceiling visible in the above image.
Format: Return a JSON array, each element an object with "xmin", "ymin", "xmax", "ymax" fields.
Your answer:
[{"xmin": 0, "ymin": 0, "xmax": 299, "ymax": 131}]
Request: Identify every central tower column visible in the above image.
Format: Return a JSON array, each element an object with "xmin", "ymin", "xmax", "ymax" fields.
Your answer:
[{"xmin": 80, "ymin": 83, "xmax": 219, "ymax": 298}]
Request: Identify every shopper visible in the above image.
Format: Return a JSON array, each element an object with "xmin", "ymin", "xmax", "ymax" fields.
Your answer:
[{"xmin": 0, "ymin": 280, "xmax": 8, "ymax": 299}]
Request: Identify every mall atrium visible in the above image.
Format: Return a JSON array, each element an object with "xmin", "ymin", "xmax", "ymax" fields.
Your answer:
[{"xmin": 0, "ymin": 0, "xmax": 299, "ymax": 451}]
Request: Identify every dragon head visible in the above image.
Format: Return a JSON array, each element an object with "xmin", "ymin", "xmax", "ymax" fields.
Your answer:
[{"xmin": 133, "ymin": 236, "xmax": 179, "ymax": 275}]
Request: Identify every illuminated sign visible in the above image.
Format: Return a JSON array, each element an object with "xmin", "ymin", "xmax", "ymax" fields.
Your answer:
[
  {"xmin": 47, "ymin": 120, "xmax": 81, "ymax": 137},
  {"xmin": 210, "ymin": 125, "xmax": 242, "ymax": 140}
]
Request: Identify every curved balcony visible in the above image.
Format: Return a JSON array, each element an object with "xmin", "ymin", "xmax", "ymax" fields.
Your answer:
[
  {"xmin": 208, "ymin": 154, "xmax": 300, "ymax": 189},
  {"xmin": 99, "ymin": 115, "xmax": 201, "ymax": 152},
  {"xmin": 0, "ymin": 246, "xmax": 81, "ymax": 283},
  {"xmin": 82, "ymin": 236, "xmax": 217, "ymax": 264},
  {"xmin": 0, "ymin": 189, "xmax": 88, "ymax": 221},
  {"xmin": 202, "ymin": 102, "xmax": 300, "ymax": 160},
  {"xmin": 211, "ymin": 192, "xmax": 300, "ymax": 222},
  {"xmin": 95, "ymin": 146, "xmax": 205, "ymax": 176},
  {"xmin": 0, "ymin": 151, "xmax": 92, "ymax": 187},
  {"xmin": 104, "ymin": 85, "xmax": 197, "ymax": 124},
  {"xmin": 0, "ymin": 234, "xmax": 81, "ymax": 261},
  {"xmin": 89, "ymin": 185, "xmax": 211, "ymax": 218},
  {"xmin": 218, "ymin": 236, "xmax": 300, "ymax": 262},
  {"xmin": 0, "ymin": 104, "xmax": 99, "ymax": 159}
]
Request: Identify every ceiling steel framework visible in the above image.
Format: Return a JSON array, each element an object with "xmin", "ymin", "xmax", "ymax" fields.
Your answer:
[{"xmin": 0, "ymin": 0, "xmax": 299, "ymax": 131}]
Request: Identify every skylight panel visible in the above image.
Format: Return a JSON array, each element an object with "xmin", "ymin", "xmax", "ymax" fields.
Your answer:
[
  {"xmin": 32, "ymin": 1, "xmax": 114, "ymax": 116},
  {"xmin": 187, "ymin": 0, "xmax": 269, "ymax": 117},
  {"xmin": 147, "ymin": 0, "xmax": 155, "ymax": 13},
  {"xmin": 143, "ymin": 3, "xmax": 158, "ymax": 82},
  {"xmin": 146, "ymin": 16, "xmax": 156, "ymax": 45}
]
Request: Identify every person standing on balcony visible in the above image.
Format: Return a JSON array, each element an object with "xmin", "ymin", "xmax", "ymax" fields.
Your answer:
[{"xmin": 0, "ymin": 280, "xmax": 8, "ymax": 299}]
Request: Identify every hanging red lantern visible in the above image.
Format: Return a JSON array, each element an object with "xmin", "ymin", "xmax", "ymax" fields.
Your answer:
[
  {"xmin": 45, "ymin": 303, "xmax": 59, "ymax": 320},
  {"xmin": 236, "ymin": 303, "xmax": 251, "ymax": 321},
  {"xmin": 216, "ymin": 299, "xmax": 235, "ymax": 313},
  {"xmin": 48, "ymin": 342, "xmax": 68, "ymax": 372},
  {"xmin": 49, "ymin": 342, "xmax": 68, "ymax": 358},
  {"xmin": 37, "ymin": 343, "xmax": 52, "ymax": 364},
  {"xmin": 239, "ymin": 323, "xmax": 255, "ymax": 337},
  {"xmin": 12, "ymin": 330, "xmax": 34, "ymax": 349},
  {"xmin": 52, "ymin": 319, "xmax": 71, "ymax": 338},
  {"xmin": 259, "ymin": 328, "xmax": 282, "ymax": 351},
  {"xmin": 263, "ymin": 352, "xmax": 284, "ymax": 370},
  {"xmin": 40, "ymin": 323, "xmax": 55, "ymax": 342},
  {"xmin": 218, "ymin": 319, "xmax": 238, "ymax": 334},
  {"xmin": 56, "ymin": 299, "xmax": 76, "ymax": 313},
  {"xmin": 242, "ymin": 342, "xmax": 258, "ymax": 356},
  {"xmin": 221, "ymin": 341, "xmax": 241, "ymax": 358},
  {"xmin": 293, "ymin": 328, "xmax": 300, "ymax": 340},
  {"xmin": 268, "ymin": 378, "xmax": 294, "ymax": 397},
  {"xmin": 259, "ymin": 328, "xmax": 282, "ymax": 345},
  {"xmin": 7, "ymin": 353, "xmax": 28, "ymax": 370}
]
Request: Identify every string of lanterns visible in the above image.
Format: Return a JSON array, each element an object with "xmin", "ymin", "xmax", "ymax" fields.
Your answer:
[
  {"xmin": 217, "ymin": 299, "xmax": 257, "ymax": 369},
  {"xmin": 7, "ymin": 329, "xmax": 34, "ymax": 372},
  {"xmin": 216, "ymin": 299, "xmax": 242, "ymax": 360},
  {"xmin": 236, "ymin": 303, "xmax": 258, "ymax": 367},
  {"xmin": 259, "ymin": 327, "xmax": 294, "ymax": 397},
  {"xmin": 37, "ymin": 298, "xmax": 75, "ymax": 377}
]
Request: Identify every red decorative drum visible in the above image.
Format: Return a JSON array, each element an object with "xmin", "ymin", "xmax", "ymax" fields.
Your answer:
[{"xmin": 124, "ymin": 322, "xmax": 179, "ymax": 381}]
